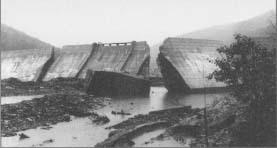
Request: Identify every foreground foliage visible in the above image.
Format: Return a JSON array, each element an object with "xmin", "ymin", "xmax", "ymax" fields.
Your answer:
[{"xmin": 209, "ymin": 34, "xmax": 276, "ymax": 146}]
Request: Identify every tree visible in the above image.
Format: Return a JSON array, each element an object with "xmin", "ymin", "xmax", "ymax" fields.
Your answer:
[{"xmin": 209, "ymin": 34, "xmax": 276, "ymax": 146}]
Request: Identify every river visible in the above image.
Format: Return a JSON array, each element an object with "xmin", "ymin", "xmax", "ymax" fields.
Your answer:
[{"xmin": 1, "ymin": 86, "xmax": 228, "ymax": 147}]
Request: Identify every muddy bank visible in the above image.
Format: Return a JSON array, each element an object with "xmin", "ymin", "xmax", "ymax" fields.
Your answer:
[
  {"xmin": 108, "ymin": 106, "xmax": 200, "ymax": 130},
  {"xmin": 96, "ymin": 96, "xmax": 240, "ymax": 147},
  {"xmin": 1, "ymin": 77, "xmax": 85, "ymax": 96},
  {"xmin": 96, "ymin": 106, "xmax": 202, "ymax": 147},
  {"xmin": 1, "ymin": 93, "xmax": 110, "ymax": 137}
]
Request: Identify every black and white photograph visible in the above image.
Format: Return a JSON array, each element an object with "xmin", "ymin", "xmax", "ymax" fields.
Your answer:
[{"xmin": 1, "ymin": 0, "xmax": 276, "ymax": 147}]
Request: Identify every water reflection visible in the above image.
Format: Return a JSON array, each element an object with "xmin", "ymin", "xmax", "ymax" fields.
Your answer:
[{"xmin": 1, "ymin": 86, "xmax": 228, "ymax": 147}]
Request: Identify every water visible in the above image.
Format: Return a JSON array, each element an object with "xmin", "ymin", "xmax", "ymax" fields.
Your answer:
[
  {"xmin": 1, "ymin": 86, "xmax": 228, "ymax": 147},
  {"xmin": 1, "ymin": 95, "xmax": 45, "ymax": 105}
]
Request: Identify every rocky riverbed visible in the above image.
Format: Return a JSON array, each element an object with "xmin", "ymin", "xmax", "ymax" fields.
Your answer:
[
  {"xmin": 1, "ymin": 93, "xmax": 110, "ymax": 137},
  {"xmin": 1, "ymin": 77, "xmax": 111, "ymax": 137}
]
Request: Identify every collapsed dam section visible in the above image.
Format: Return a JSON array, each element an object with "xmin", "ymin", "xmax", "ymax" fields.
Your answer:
[
  {"xmin": 82, "ymin": 41, "xmax": 151, "ymax": 96},
  {"xmin": 157, "ymin": 38, "xmax": 226, "ymax": 93},
  {"xmin": 1, "ymin": 41, "xmax": 151, "ymax": 96}
]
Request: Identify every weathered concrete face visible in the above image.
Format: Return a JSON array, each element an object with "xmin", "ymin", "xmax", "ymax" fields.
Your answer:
[
  {"xmin": 43, "ymin": 45, "xmax": 93, "ymax": 81},
  {"xmin": 121, "ymin": 41, "xmax": 150, "ymax": 76},
  {"xmin": 85, "ymin": 70, "xmax": 150, "ymax": 97},
  {"xmin": 1, "ymin": 48, "xmax": 53, "ymax": 81},
  {"xmin": 78, "ymin": 41, "xmax": 150, "ymax": 78},
  {"xmin": 159, "ymin": 38, "xmax": 226, "ymax": 91}
]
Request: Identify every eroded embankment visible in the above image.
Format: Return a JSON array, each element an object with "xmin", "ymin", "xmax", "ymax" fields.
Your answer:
[{"xmin": 96, "ymin": 97, "xmax": 241, "ymax": 147}]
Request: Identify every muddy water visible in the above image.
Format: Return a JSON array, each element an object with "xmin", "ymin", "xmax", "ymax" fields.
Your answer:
[{"xmin": 1, "ymin": 87, "xmax": 228, "ymax": 147}]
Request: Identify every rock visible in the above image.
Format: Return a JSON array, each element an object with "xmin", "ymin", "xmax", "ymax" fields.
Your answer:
[
  {"xmin": 26, "ymin": 117, "xmax": 33, "ymax": 122},
  {"xmin": 111, "ymin": 110, "xmax": 131, "ymax": 116},
  {"xmin": 89, "ymin": 113, "xmax": 110, "ymax": 125},
  {"xmin": 63, "ymin": 114, "xmax": 71, "ymax": 122},
  {"xmin": 108, "ymin": 130, "xmax": 121, "ymax": 137},
  {"xmin": 43, "ymin": 139, "xmax": 54, "ymax": 144},
  {"xmin": 93, "ymin": 115, "xmax": 110, "ymax": 125},
  {"xmin": 40, "ymin": 126, "xmax": 53, "ymax": 130},
  {"xmin": 19, "ymin": 133, "xmax": 30, "ymax": 140},
  {"xmin": 95, "ymin": 121, "xmax": 171, "ymax": 147}
]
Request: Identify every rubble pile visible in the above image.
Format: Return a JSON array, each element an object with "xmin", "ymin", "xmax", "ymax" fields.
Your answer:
[
  {"xmin": 1, "ymin": 93, "xmax": 110, "ymax": 137},
  {"xmin": 1, "ymin": 77, "xmax": 86, "ymax": 96}
]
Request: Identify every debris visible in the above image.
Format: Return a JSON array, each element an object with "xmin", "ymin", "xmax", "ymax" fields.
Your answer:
[
  {"xmin": 89, "ymin": 113, "xmax": 110, "ymax": 125},
  {"xmin": 95, "ymin": 121, "xmax": 171, "ymax": 147},
  {"xmin": 1, "ymin": 93, "xmax": 109, "ymax": 137},
  {"xmin": 19, "ymin": 133, "xmax": 30, "ymax": 140},
  {"xmin": 43, "ymin": 139, "xmax": 54, "ymax": 144},
  {"xmin": 111, "ymin": 110, "xmax": 131, "ymax": 116},
  {"xmin": 40, "ymin": 126, "xmax": 53, "ymax": 130},
  {"xmin": 1, "ymin": 77, "xmax": 86, "ymax": 96}
]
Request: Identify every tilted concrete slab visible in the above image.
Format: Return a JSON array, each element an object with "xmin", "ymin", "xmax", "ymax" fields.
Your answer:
[
  {"xmin": 43, "ymin": 44, "xmax": 93, "ymax": 81},
  {"xmin": 159, "ymin": 38, "xmax": 226, "ymax": 91},
  {"xmin": 1, "ymin": 48, "xmax": 54, "ymax": 81}
]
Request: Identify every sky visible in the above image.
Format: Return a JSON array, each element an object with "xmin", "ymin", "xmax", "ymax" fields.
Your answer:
[{"xmin": 2, "ymin": 0, "xmax": 276, "ymax": 47}]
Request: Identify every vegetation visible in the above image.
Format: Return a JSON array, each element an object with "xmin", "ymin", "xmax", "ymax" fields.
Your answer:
[
  {"xmin": 1, "ymin": 24, "xmax": 52, "ymax": 51},
  {"xmin": 209, "ymin": 34, "xmax": 276, "ymax": 146}
]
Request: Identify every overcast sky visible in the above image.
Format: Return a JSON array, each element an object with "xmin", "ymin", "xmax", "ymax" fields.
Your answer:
[{"xmin": 2, "ymin": 0, "xmax": 275, "ymax": 47}]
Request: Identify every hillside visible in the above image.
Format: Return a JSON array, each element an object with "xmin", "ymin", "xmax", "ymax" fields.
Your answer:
[
  {"xmin": 150, "ymin": 10, "xmax": 276, "ymax": 77},
  {"xmin": 1, "ymin": 24, "xmax": 53, "ymax": 51}
]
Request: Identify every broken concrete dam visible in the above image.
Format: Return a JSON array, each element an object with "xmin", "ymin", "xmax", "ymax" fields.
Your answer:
[
  {"xmin": 1, "ymin": 41, "xmax": 151, "ymax": 96},
  {"xmin": 157, "ymin": 38, "xmax": 226, "ymax": 93}
]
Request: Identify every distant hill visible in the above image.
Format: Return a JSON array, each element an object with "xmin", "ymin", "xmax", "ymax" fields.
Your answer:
[
  {"xmin": 1, "ymin": 24, "xmax": 53, "ymax": 51},
  {"xmin": 150, "ymin": 10, "xmax": 276, "ymax": 77}
]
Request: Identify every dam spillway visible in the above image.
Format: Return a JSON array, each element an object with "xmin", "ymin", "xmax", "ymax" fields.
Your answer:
[{"xmin": 157, "ymin": 38, "xmax": 226, "ymax": 93}]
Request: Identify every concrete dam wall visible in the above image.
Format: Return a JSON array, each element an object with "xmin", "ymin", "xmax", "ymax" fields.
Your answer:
[
  {"xmin": 43, "ymin": 44, "xmax": 93, "ymax": 81},
  {"xmin": 78, "ymin": 41, "xmax": 150, "ymax": 78},
  {"xmin": 1, "ymin": 48, "xmax": 54, "ymax": 82},
  {"xmin": 1, "ymin": 41, "xmax": 150, "ymax": 82},
  {"xmin": 158, "ymin": 38, "xmax": 226, "ymax": 93}
]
